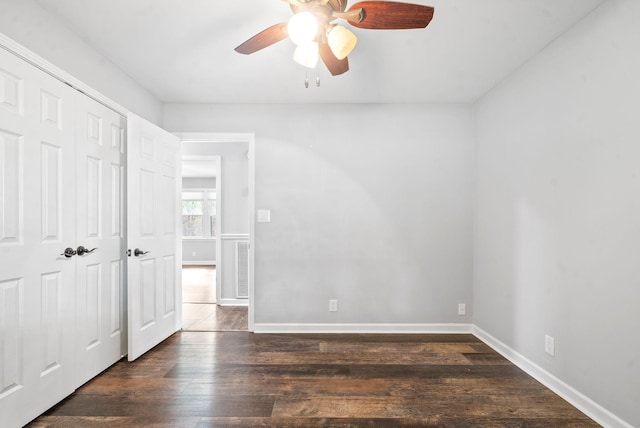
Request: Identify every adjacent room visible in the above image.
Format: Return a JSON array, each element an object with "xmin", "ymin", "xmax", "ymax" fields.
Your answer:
[
  {"xmin": 181, "ymin": 154, "xmax": 249, "ymax": 331},
  {"xmin": 0, "ymin": 0, "xmax": 638, "ymax": 426}
]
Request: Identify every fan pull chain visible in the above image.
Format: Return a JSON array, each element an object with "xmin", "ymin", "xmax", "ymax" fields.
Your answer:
[{"xmin": 303, "ymin": 71, "xmax": 320, "ymax": 88}]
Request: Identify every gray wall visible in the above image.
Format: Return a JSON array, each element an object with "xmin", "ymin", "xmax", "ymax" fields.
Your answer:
[
  {"xmin": 182, "ymin": 177, "xmax": 216, "ymax": 189},
  {"xmin": 165, "ymin": 103, "xmax": 474, "ymax": 324},
  {"xmin": 473, "ymin": 0, "xmax": 640, "ymax": 426},
  {"xmin": 0, "ymin": 0, "xmax": 162, "ymax": 124},
  {"xmin": 182, "ymin": 239, "xmax": 215, "ymax": 265}
]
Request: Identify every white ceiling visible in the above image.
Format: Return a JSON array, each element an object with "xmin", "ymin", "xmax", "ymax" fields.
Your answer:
[{"xmin": 34, "ymin": 0, "xmax": 605, "ymax": 104}]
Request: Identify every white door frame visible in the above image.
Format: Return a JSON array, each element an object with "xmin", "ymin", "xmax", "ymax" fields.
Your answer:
[{"xmin": 176, "ymin": 133, "xmax": 256, "ymax": 331}]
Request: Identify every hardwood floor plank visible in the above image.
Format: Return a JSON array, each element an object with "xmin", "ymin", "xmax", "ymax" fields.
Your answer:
[
  {"xmin": 349, "ymin": 363, "xmax": 532, "ymax": 379},
  {"xmin": 196, "ymin": 417, "xmax": 442, "ymax": 427},
  {"xmin": 45, "ymin": 395, "xmax": 274, "ymax": 418},
  {"xmin": 318, "ymin": 341, "xmax": 480, "ymax": 354},
  {"xmin": 271, "ymin": 396, "xmax": 498, "ymax": 418},
  {"xmin": 164, "ymin": 350, "xmax": 474, "ymax": 365},
  {"xmin": 28, "ymin": 416, "xmax": 201, "ymax": 428},
  {"xmin": 183, "ymin": 377, "xmax": 393, "ymax": 397},
  {"xmin": 75, "ymin": 377, "xmax": 191, "ymax": 397},
  {"xmin": 164, "ymin": 363, "xmax": 352, "ymax": 379},
  {"xmin": 462, "ymin": 351, "xmax": 513, "ymax": 365},
  {"xmin": 195, "ymin": 417, "xmax": 593, "ymax": 428}
]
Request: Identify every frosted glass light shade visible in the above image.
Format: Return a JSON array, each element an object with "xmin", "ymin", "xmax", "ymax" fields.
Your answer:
[
  {"xmin": 328, "ymin": 25, "xmax": 357, "ymax": 60},
  {"xmin": 293, "ymin": 41, "xmax": 319, "ymax": 68},
  {"xmin": 288, "ymin": 12, "xmax": 318, "ymax": 46}
]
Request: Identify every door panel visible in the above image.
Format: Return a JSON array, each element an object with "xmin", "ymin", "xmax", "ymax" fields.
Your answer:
[
  {"xmin": 0, "ymin": 47, "xmax": 76, "ymax": 428},
  {"xmin": 74, "ymin": 95, "xmax": 127, "ymax": 386},
  {"xmin": 127, "ymin": 112, "xmax": 181, "ymax": 361}
]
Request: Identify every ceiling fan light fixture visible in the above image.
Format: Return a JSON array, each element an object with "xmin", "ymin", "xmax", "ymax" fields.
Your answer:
[
  {"xmin": 293, "ymin": 41, "xmax": 319, "ymax": 68},
  {"xmin": 235, "ymin": 1, "xmax": 435, "ymax": 77},
  {"xmin": 327, "ymin": 25, "xmax": 357, "ymax": 60},
  {"xmin": 288, "ymin": 12, "xmax": 319, "ymax": 46}
]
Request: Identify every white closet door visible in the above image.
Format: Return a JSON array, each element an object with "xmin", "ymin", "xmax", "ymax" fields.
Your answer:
[
  {"xmin": 0, "ymin": 48, "xmax": 77, "ymax": 428},
  {"xmin": 74, "ymin": 95, "xmax": 127, "ymax": 385},
  {"xmin": 126, "ymin": 112, "xmax": 181, "ymax": 361}
]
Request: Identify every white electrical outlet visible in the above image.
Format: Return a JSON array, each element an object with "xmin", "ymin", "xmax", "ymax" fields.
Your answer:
[
  {"xmin": 545, "ymin": 335, "xmax": 555, "ymax": 356},
  {"xmin": 458, "ymin": 303, "xmax": 466, "ymax": 316},
  {"xmin": 192, "ymin": 251, "xmax": 196, "ymax": 257},
  {"xmin": 329, "ymin": 299, "xmax": 338, "ymax": 312}
]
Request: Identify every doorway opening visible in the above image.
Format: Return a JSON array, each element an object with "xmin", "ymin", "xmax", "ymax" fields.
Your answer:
[{"xmin": 178, "ymin": 134, "xmax": 255, "ymax": 332}]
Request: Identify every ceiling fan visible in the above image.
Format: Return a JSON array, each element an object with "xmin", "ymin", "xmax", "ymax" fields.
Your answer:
[{"xmin": 234, "ymin": 0, "xmax": 434, "ymax": 76}]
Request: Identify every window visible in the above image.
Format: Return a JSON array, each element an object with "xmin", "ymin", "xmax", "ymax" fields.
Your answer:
[
  {"xmin": 182, "ymin": 199, "xmax": 203, "ymax": 237},
  {"xmin": 182, "ymin": 190, "xmax": 216, "ymax": 238}
]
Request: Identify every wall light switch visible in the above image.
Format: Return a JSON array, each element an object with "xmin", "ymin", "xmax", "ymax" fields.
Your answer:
[{"xmin": 257, "ymin": 209, "xmax": 271, "ymax": 223}]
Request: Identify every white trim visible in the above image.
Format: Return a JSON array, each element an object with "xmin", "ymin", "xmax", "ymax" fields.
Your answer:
[
  {"xmin": 219, "ymin": 233, "xmax": 249, "ymax": 240},
  {"xmin": 217, "ymin": 298, "xmax": 249, "ymax": 307},
  {"xmin": 215, "ymin": 156, "xmax": 222, "ymax": 305},
  {"xmin": 176, "ymin": 133, "xmax": 254, "ymax": 144},
  {"xmin": 182, "ymin": 155, "xmax": 220, "ymax": 161},
  {"xmin": 0, "ymin": 32, "xmax": 127, "ymax": 116},
  {"xmin": 181, "ymin": 237, "xmax": 217, "ymax": 241},
  {"xmin": 247, "ymin": 135, "xmax": 256, "ymax": 332},
  {"xmin": 181, "ymin": 261, "xmax": 216, "ymax": 266},
  {"xmin": 253, "ymin": 323, "xmax": 473, "ymax": 334},
  {"xmin": 472, "ymin": 326, "xmax": 634, "ymax": 428}
]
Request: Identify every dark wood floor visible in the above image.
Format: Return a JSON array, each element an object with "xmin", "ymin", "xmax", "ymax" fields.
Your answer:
[{"xmin": 28, "ymin": 332, "xmax": 599, "ymax": 427}]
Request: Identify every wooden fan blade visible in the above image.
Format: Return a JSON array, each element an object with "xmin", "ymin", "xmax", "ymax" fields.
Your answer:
[
  {"xmin": 319, "ymin": 42, "xmax": 349, "ymax": 76},
  {"xmin": 234, "ymin": 22, "xmax": 288, "ymax": 55},
  {"xmin": 348, "ymin": 1, "xmax": 434, "ymax": 29}
]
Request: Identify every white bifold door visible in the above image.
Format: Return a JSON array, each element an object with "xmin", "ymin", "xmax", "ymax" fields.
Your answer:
[
  {"xmin": 0, "ymin": 48, "xmax": 181, "ymax": 427},
  {"xmin": 74, "ymin": 91, "xmax": 128, "ymax": 386}
]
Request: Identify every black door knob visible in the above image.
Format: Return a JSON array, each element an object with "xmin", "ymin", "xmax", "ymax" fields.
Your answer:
[
  {"xmin": 77, "ymin": 246, "xmax": 97, "ymax": 256},
  {"xmin": 134, "ymin": 248, "xmax": 149, "ymax": 257},
  {"xmin": 60, "ymin": 247, "xmax": 76, "ymax": 258}
]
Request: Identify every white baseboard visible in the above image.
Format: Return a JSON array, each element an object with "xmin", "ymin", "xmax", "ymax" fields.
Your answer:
[
  {"xmin": 253, "ymin": 323, "xmax": 473, "ymax": 334},
  {"xmin": 217, "ymin": 298, "xmax": 248, "ymax": 306},
  {"xmin": 472, "ymin": 325, "xmax": 633, "ymax": 428}
]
